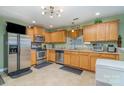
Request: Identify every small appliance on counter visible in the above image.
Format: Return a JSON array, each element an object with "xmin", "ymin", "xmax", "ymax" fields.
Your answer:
[
  {"xmin": 107, "ymin": 44, "xmax": 116, "ymax": 53},
  {"xmin": 92, "ymin": 43, "xmax": 104, "ymax": 52}
]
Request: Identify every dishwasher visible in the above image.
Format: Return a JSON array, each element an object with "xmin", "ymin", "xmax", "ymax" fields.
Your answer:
[{"xmin": 55, "ymin": 50, "xmax": 64, "ymax": 64}]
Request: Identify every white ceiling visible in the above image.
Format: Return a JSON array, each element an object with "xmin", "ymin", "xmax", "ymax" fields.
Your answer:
[{"xmin": 0, "ymin": 6, "xmax": 124, "ymax": 29}]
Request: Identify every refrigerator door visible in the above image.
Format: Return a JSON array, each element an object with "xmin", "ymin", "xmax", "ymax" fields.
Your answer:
[
  {"xmin": 20, "ymin": 35, "xmax": 31, "ymax": 69},
  {"xmin": 8, "ymin": 33, "xmax": 18, "ymax": 73}
]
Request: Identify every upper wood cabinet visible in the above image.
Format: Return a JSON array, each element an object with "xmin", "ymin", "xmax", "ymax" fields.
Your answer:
[
  {"xmin": 26, "ymin": 27, "xmax": 34, "ymax": 42},
  {"xmin": 83, "ymin": 25, "xmax": 97, "ymax": 42},
  {"xmin": 106, "ymin": 21, "xmax": 119, "ymax": 41},
  {"xmin": 33, "ymin": 26, "xmax": 45, "ymax": 36},
  {"xmin": 97, "ymin": 23, "xmax": 106, "ymax": 41},
  {"xmin": 51, "ymin": 30, "xmax": 66, "ymax": 43},
  {"xmin": 44, "ymin": 32, "xmax": 51, "ymax": 43},
  {"xmin": 83, "ymin": 20, "xmax": 119, "ymax": 42}
]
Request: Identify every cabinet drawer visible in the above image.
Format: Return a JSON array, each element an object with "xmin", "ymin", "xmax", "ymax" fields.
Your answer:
[{"xmin": 99, "ymin": 54, "xmax": 116, "ymax": 59}]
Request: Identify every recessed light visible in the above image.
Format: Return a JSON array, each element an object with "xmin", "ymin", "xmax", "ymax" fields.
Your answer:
[
  {"xmin": 60, "ymin": 9, "xmax": 63, "ymax": 13},
  {"xmin": 50, "ymin": 15, "xmax": 53, "ymax": 18},
  {"xmin": 72, "ymin": 29, "xmax": 74, "ymax": 32},
  {"xmin": 49, "ymin": 25, "xmax": 53, "ymax": 28},
  {"xmin": 42, "ymin": 12, "xmax": 45, "ymax": 15},
  {"xmin": 95, "ymin": 12, "xmax": 100, "ymax": 16},
  {"xmin": 41, "ymin": 6, "xmax": 45, "ymax": 9},
  {"xmin": 32, "ymin": 20, "xmax": 36, "ymax": 24},
  {"xmin": 58, "ymin": 14, "xmax": 61, "ymax": 17}
]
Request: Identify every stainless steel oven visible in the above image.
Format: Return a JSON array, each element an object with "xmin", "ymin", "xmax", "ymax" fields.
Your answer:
[{"xmin": 36, "ymin": 49, "xmax": 46, "ymax": 61}]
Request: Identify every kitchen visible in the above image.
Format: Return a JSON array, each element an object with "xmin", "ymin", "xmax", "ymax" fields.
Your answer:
[{"xmin": 0, "ymin": 6, "xmax": 124, "ymax": 86}]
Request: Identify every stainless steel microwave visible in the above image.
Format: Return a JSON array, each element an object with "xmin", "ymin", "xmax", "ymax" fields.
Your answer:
[{"xmin": 35, "ymin": 36, "xmax": 45, "ymax": 43}]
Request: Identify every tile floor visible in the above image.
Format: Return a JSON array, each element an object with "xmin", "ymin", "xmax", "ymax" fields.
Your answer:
[{"xmin": 1, "ymin": 63, "xmax": 96, "ymax": 86}]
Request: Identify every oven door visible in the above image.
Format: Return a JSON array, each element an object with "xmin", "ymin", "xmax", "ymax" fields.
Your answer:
[{"xmin": 37, "ymin": 51, "xmax": 46, "ymax": 60}]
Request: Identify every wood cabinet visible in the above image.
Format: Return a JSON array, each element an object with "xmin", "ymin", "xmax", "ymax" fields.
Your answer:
[
  {"xmin": 83, "ymin": 20, "xmax": 119, "ymax": 42},
  {"xmin": 51, "ymin": 30, "xmax": 66, "ymax": 43},
  {"xmin": 83, "ymin": 25, "xmax": 97, "ymax": 42},
  {"xmin": 97, "ymin": 23, "xmax": 106, "ymax": 41},
  {"xmin": 70, "ymin": 52, "xmax": 80, "ymax": 67},
  {"xmin": 44, "ymin": 32, "xmax": 51, "ymax": 43},
  {"xmin": 64, "ymin": 51, "xmax": 119, "ymax": 72},
  {"xmin": 26, "ymin": 27, "xmax": 34, "ymax": 42},
  {"xmin": 64, "ymin": 51, "xmax": 71, "ymax": 65},
  {"xmin": 33, "ymin": 26, "xmax": 43, "ymax": 36},
  {"xmin": 90, "ymin": 53, "xmax": 100, "ymax": 71},
  {"xmin": 47, "ymin": 50, "xmax": 56, "ymax": 62},
  {"xmin": 90, "ymin": 53, "xmax": 119, "ymax": 72},
  {"xmin": 79, "ymin": 53, "xmax": 90, "ymax": 70},
  {"xmin": 99, "ymin": 53, "xmax": 119, "ymax": 60},
  {"xmin": 31, "ymin": 50, "xmax": 37, "ymax": 65},
  {"xmin": 106, "ymin": 21, "xmax": 118, "ymax": 41}
]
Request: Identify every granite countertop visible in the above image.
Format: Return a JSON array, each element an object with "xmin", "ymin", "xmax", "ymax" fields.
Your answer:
[{"xmin": 47, "ymin": 48, "xmax": 120, "ymax": 55}]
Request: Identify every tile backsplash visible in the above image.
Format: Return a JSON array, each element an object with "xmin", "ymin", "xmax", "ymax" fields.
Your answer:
[{"xmin": 46, "ymin": 35, "xmax": 117, "ymax": 50}]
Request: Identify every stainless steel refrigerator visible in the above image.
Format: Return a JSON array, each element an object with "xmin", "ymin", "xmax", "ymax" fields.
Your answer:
[{"xmin": 8, "ymin": 32, "xmax": 31, "ymax": 75}]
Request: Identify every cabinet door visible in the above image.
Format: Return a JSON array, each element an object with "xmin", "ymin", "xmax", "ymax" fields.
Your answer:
[
  {"xmin": 97, "ymin": 23, "xmax": 106, "ymax": 41},
  {"xmin": 51, "ymin": 50, "xmax": 56, "ymax": 62},
  {"xmin": 83, "ymin": 26, "xmax": 91, "ymax": 42},
  {"xmin": 64, "ymin": 52, "xmax": 71, "ymax": 65},
  {"xmin": 90, "ymin": 54, "xmax": 99, "ymax": 71},
  {"xmin": 99, "ymin": 54, "xmax": 117, "ymax": 60},
  {"xmin": 45, "ymin": 32, "xmax": 51, "ymax": 43},
  {"xmin": 109, "ymin": 21, "xmax": 118, "ymax": 41},
  {"xmin": 51, "ymin": 32, "xmax": 56, "ymax": 43},
  {"xmin": 83, "ymin": 25, "xmax": 97, "ymax": 42},
  {"xmin": 79, "ymin": 53, "xmax": 90, "ymax": 70},
  {"xmin": 57, "ymin": 31, "xmax": 66, "ymax": 42},
  {"xmin": 31, "ymin": 50, "xmax": 37, "ymax": 65},
  {"xmin": 26, "ymin": 28, "xmax": 34, "ymax": 42},
  {"xmin": 106, "ymin": 21, "xmax": 118, "ymax": 41},
  {"xmin": 47, "ymin": 50, "xmax": 51, "ymax": 61},
  {"xmin": 70, "ymin": 52, "xmax": 79, "ymax": 67}
]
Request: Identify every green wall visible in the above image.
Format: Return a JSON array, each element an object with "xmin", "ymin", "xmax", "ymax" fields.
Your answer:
[{"xmin": 0, "ymin": 19, "xmax": 6, "ymax": 73}]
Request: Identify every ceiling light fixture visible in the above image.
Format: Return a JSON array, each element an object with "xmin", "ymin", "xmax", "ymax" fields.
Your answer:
[
  {"xmin": 95, "ymin": 12, "xmax": 100, "ymax": 16},
  {"xmin": 70, "ymin": 18, "xmax": 81, "ymax": 32},
  {"xmin": 41, "ymin": 6, "xmax": 63, "ymax": 18},
  {"xmin": 32, "ymin": 20, "xmax": 36, "ymax": 24},
  {"xmin": 49, "ymin": 25, "xmax": 53, "ymax": 28},
  {"xmin": 72, "ymin": 29, "xmax": 74, "ymax": 32}
]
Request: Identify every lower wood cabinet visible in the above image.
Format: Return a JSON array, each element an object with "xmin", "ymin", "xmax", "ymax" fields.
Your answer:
[
  {"xmin": 31, "ymin": 50, "xmax": 37, "ymax": 65},
  {"xmin": 70, "ymin": 52, "xmax": 80, "ymax": 67},
  {"xmin": 47, "ymin": 50, "xmax": 56, "ymax": 62},
  {"xmin": 64, "ymin": 51, "xmax": 71, "ymax": 65},
  {"xmin": 90, "ymin": 53, "xmax": 119, "ymax": 72},
  {"xmin": 79, "ymin": 53, "xmax": 90, "ymax": 70},
  {"xmin": 90, "ymin": 53, "xmax": 100, "ymax": 71},
  {"xmin": 64, "ymin": 51, "xmax": 119, "ymax": 72}
]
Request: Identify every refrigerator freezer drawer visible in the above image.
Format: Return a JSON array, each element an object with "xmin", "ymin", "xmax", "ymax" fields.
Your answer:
[
  {"xmin": 20, "ymin": 48, "xmax": 31, "ymax": 69},
  {"xmin": 8, "ymin": 54, "xmax": 17, "ymax": 73}
]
